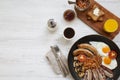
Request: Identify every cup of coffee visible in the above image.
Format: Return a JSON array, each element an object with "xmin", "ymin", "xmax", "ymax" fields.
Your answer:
[{"xmin": 63, "ymin": 27, "xmax": 75, "ymax": 40}]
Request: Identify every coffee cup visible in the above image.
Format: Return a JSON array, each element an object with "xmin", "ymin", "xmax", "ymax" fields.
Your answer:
[{"xmin": 63, "ymin": 27, "xmax": 75, "ymax": 40}]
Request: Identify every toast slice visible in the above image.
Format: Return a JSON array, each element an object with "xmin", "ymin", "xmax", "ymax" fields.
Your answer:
[{"xmin": 87, "ymin": 5, "xmax": 104, "ymax": 22}]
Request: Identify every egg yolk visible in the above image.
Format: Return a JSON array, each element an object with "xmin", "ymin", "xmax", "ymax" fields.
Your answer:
[
  {"xmin": 104, "ymin": 57, "xmax": 111, "ymax": 65},
  {"xmin": 102, "ymin": 46, "xmax": 110, "ymax": 53}
]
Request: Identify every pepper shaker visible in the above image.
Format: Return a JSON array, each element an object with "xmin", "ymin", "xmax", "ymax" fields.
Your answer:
[{"xmin": 47, "ymin": 19, "xmax": 57, "ymax": 31}]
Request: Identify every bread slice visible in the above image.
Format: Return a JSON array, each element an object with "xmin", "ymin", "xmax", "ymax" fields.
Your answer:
[
  {"xmin": 87, "ymin": 16, "xmax": 104, "ymax": 21},
  {"xmin": 87, "ymin": 5, "xmax": 104, "ymax": 22}
]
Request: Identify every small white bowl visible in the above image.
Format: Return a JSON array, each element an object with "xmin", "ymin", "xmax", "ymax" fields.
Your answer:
[{"xmin": 62, "ymin": 27, "xmax": 75, "ymax": 40}]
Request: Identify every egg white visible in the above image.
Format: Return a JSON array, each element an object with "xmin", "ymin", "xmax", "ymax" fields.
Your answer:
[
  {"xmin": 90, "ymin": 41, "xmax": 110, "ymax": 56},
  {"xmin": 102, "ymin": 57, "xmax": 117, "ymax": 70},
  {"xmin": 89, "ymin": 41, "xmax": 117, "ymax": 70}
]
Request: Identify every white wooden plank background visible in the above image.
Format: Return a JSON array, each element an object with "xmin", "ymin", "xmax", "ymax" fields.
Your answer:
[{"xmin": 0, "ymin": 0, "xmax": 120, "ymax": 80}]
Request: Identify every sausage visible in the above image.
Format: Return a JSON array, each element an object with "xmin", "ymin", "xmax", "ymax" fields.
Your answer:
[
  {"xmin": 101, "ymin": 65, "xmax": 113, "ymax": 78},
  {"xmin": 78, "ymin": 43, "xmax": 98, "ymax": 56},
  {"xmin": 73, "ymin": 48, "xmax": 94, "ymax": 57},
  {"xmin": 92, "ymin": 69, "xmax": 99, "ymax": 80},
  {"xmin": 96, "ymin": 68, "xmax": 106, "ymax": 80}
]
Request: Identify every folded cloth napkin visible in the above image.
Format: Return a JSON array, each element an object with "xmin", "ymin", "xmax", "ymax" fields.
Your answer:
[
  {"xmin": 46, "ymin": 50, "xmax": 61, "ymax": 74},
  {"xmin": 45, "ymin": 45, "xmax": 69, "ymax": 77}
]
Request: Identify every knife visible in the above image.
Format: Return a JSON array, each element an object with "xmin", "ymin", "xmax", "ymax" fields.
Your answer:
[
  {"xmin": 51, "ymin": 46, "xmax": 67, "ymax": 77},
  {"xmin": 53, "ymin": 45, "xmax": 69, "ymax": 75}
]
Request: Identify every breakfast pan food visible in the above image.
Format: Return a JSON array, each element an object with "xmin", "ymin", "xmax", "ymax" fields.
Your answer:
[{"xmin": 68, "ymin": 35, "xmax": 120, "ymax": 80}]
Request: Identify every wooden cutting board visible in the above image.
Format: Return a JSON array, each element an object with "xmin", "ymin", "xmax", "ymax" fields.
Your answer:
[{"xmin": 75, "ymin": 1, "xmax": 120, "ymax": 40}]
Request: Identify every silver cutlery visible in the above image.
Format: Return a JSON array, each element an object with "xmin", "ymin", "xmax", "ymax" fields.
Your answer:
[
  {"xmin": 52, "ymin": 45, "xmax": 69, "ymax": 75},
  {"xmin": 50, "ymin": 45, "xmax": 69, "ymax": 77}
]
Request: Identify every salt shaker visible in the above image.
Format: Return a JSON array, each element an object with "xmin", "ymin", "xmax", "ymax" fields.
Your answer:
[{"xmin": 47, "ymin": 19, "xmax": 57, "ymax": 31}]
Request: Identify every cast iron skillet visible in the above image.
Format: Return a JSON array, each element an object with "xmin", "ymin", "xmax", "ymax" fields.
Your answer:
[{"xmin": 68, "ymin": 35, "xmax": 120, "ymax": 80}]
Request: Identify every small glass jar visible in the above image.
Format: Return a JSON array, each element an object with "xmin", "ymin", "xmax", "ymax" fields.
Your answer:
[
  {"xmin": 47, "ymin": 19, "xmax": 57, "ymax": 31},
  {"xmin": 75, "ymin": 0, "xmax": 91, "ymax": 11},
  {"xmin": 63, "ymin": 9, "xmax": 75, "ymax": 21}
]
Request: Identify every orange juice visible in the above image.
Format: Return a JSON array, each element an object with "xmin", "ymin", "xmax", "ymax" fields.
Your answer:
[{"xmin": 104, "ymin": 19, "xmax": 118, "ymax": 33}]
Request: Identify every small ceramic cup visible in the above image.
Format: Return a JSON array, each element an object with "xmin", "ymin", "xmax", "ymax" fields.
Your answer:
[{"xmin": 63, "ymin": 27, "xmax": 75, "ymax": 40}]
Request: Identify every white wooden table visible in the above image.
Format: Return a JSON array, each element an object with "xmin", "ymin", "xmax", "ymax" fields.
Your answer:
[{"xmin": 0, "ymin": 0, "xmax": 120, "ymax": 80}]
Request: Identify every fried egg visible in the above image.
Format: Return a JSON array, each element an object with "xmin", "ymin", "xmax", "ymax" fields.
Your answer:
[
  {"xmin": 102, "ymin": 56, "xmax": 117, "ymax": 70},
  {"xmin": 90, "ymin": 41, "xmax": 117, "ymax": 70},
  {"xmin": 90, "ymin": 41, "xmax": 110, "ymax": 57}
]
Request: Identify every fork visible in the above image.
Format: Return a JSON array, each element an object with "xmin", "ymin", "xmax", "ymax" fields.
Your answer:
[
  {"xmin": 51, "ymin": 46, "xmax": 67, "ymax": 77},
  {"xmin": 52, "ymin": 45, "xmax": 69, "ymax": 76}
]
